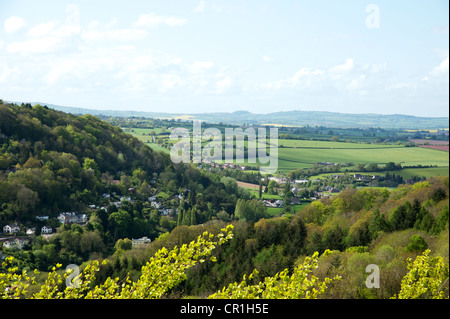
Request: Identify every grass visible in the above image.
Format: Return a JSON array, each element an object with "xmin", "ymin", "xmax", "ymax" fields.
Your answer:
[
  {"xmin": 123, "ymin": 127, "xmax": 449, "ymax": 177},
  {"xmin": 278, "ymin": 139, "xmax": 404, "ymax": 149},
  {"xmin": 267, "ymin": 203, "xmax": 310, "ymax": 217},
  {"xmin": 277, "ymin": 146, "xmax": 449, "ymax": 172}
]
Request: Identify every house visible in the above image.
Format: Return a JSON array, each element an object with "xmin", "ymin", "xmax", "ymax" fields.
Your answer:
[
  {"xmin": 354, "ymin": 174, "xmax": 371, "ymax": 181},
  {"xmin": 275, "ymin": 200, "xmax": 284, "ymax": 208},
  {"xmin": 151, "ymin": 201, "xmax": 161, "ymax": 209},
  {"xmin": 41, "ymin": 225, "xmax": 53, "ymax": 234},
  {"xmin": 2, "ymin": 237, "xmax": 30, "ymax": 250},
  {"xmin": 58, "ymin": 212, "xmax": 88, "ymax": 225},
  {"xmin": 3, "ymin": 224, "xmax": 20, "ymax": 234},
  {"xmin": 132, "ymin": 237, "xmax": 152, "ymax": 248},
  {"xmin": 36, "ymin": 216, "xmax": 49, "ymax": 221},
  {"xmin": 26, "ymin": 228, "xmax": 36, "ymax": 235}
]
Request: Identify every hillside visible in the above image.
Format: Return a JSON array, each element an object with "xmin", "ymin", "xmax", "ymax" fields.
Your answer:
[
  {"xmin": 8, "ymin": 101, "xmax": 449, "ymax": 129},
  {"xmin": 0, "ymin": 101, "xmax": 448, "ymax": 299},
  {"xmin": 0, "ymin": 101, "xmax": 249, "ymax": 270},
  {"xmin": 100, "ymin": 176, "xmax": 449, "ymax": 299}
]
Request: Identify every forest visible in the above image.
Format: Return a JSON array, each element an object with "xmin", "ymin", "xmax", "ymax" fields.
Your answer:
[
  {"xmin": 0, "ymin": 101, "xmax": 448, "ymax": 299},
  {"xmin": 106, "ymin": 177, "xmax": 449, "ymax": 299},
  {"xmin": 0, "ymin": 102, "xmax": 249, "ymax": 270}
]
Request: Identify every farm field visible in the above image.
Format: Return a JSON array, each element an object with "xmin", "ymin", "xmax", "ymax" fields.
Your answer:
[
  {"xmin": 409, "ymin": 139, "xmax": 449, "ymax": 145},
  {"xmin": 277, "ymin": 145, "xmax": 449, "ymax": 172},
  {"xmin": 122, "ymin": 126, "xmax": 449, "ymax": 178},
  {"xmin": 417, "ymin": 145, "xmax": 449, "ymax": 152},
  {"xmin": 278, "ymin": 139, "xmax": 404, "ymax": 149}
]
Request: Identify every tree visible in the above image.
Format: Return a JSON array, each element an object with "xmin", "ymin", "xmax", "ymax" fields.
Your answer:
[
  {"xmin": 23, "ymin": 157, "xmax": 42, "ymax": 169},
  {"xmin": 83, "ymin": 158, "xmax": 98, "ymax": 173},
  {"xmin": 394, "ymin": 249, "xmax": 449, "ymax": 299},
  {"xmin": 258, "ymin": 174, "xmax": 262, "ymax": 199},
  {"xmin": 323, "ymin": 226, "xmax": 345, "ymax": 251},
  {"xmin": 29, "ymin": 225, "xmax": 234, "ymax": 299},
  {"xmin": 234, "ymin": 199, "xmax": 267, "ymax": 222},
  {"xmin": 430, "ymin": 187, "xmax": 447, "ymax": 202},
  {"xmin": 80, "ymin": 231, "xmax": 105, "ymax": 257},
  {"xmin": 209, "ymin": 250, "xmax": 341, "ymax": 299},
  {"xmin": 267, "ymin": 180, "xmax": 278, "ymax": 195},
  {"xmin": 368, "ymin": 210, "xmax": 389, "ymax": 239},
  {"xmin": 108, "ymin": 210, "xmax": 132, "ymax": 240},
  {"xmin": 114, "ymin": 238, "xmax": 132, "ymax": 251},
  {"xmin": 406, "ymin": 235, "xmax": 428, "ymax": 252}
]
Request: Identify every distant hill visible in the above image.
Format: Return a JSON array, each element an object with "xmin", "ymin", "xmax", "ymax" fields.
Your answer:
[{"xmin": 8, "ymin": 101, "xmax": 449, "ymax": 129}]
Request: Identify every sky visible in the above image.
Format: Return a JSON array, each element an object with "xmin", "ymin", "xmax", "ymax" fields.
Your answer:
[{"xmin": 0, "ymin": 0, "xmax": 448, "ymax": 117}]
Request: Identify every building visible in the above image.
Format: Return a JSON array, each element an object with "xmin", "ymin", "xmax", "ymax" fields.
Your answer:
[
  {"xmin": 41, "ymin": 225, "xmax": 53, "ymax": 234},
  {"xmin": 2, "ymin": 237, "xmax": 30, "ymax": 250},
  {"xmin": 132, "ymin": 237, "xmax": 152, "ymax": 248},
  {"xmin": 58, "ymin": 212, "xmax": 88, "ymax": 225},
  {"xmin": 3, "ymin": 224, "xmax": 20, "ymax": 234}
]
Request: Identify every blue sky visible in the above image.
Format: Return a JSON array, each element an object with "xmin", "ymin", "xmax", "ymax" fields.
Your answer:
[{"xmin": 0, "ymin": 0, "xmax": 448, "ymax": 116}]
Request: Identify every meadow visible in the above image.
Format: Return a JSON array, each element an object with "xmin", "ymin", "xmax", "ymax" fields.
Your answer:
[
  {"xmin": 122, "ymin": 126, "xmax": 449, "ymax": 179},
  {"xmin": 277, "ymin": 145, "xmax": 449, "ymax": 171}
]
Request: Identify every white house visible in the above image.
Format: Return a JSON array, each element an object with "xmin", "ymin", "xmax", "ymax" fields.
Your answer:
[
  {"xmin": 132, "ymin": 237, "xmax": 152, "ymax": 248},
  {"xmin": 41, "ymin": 225, "xmax": 53, "ymax": 234},
  {"xmin": 2, "ymin": 237, "xmax": 30, "ymax": 249},
  {"xmin": 58, "ymin": 212, "xmax": 87, "ymax": 225},
  {"xmin": 3, "ymin": 224, "xmax": 20, "ymax": 234}
]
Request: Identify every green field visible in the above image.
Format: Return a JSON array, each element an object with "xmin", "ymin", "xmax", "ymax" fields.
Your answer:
[
  {"xmin": 123, "ymin": 127, "xmax": 449, "ymax": 178},
  {"xmin": 277, "ymin": 145, "xmax": 449, "ymax": 172},
  {"xmin": 278, "ymin": 139, "xmax": 404, "ymax": 149}
]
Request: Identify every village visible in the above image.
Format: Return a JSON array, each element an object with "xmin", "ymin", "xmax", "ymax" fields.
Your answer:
[{"xmin": 0, "ymin": 159, "xmax": 419, "ymax": 256}]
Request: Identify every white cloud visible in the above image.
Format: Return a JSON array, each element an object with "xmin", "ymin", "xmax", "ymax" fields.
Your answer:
[
  {"xmin": 266, "ymin": 68, "xmax": 324, "ymax": 89},
  {"xmin": 431, "ymin": 56, "xmax": 449, "ymax": 78},
  {"xmin": 346, "ymin": 74, "xmax": 366, "ymax": 92},
  {"xmin": 27, "ymin": 21, "xmax": 58, "ymax": 37},
  {"xmin": 329, "ymin": 58, "xmax": 354, "ymax": 73},
  {"xmin": 135, "ymin": 13, "xmax": 187, "ymax": 28},
  {"xmin": 190, "ymin": 61, "xmax": 214, "ymax": 74},
  {"xmin": 216, "ymin": 76, "xmax": 232, "ymax": 93},
  {"xmin": 159, "ymin": 74, "xmax": 184, "ymax": 92},
  {"xmin": 262, "ymin": 55, "xmax": 275, "ymax": 63},
  {"xmin": 194, "ymin": 1, "xmax": 206, "ymax": 13},
  {"xmin": 46, "ymin": 59, "xmax": 79, "ymax": 84},
  {"xmin": 264, "ymin": 58, "xmax": 392, "ymax": 99},
  {"xmin": 7, "ymin": 36, "xmax": 64, "ymax": 55},
  {"xmin": 81, "ymin": 28, "xmax": 148, "ymax": 42},
  {"xmin": 0, "ymin": 63, "xmax": 12, "ymax": 84},
  {"xmin": 431, "ymin": 24, "xmax": 449, "ymax": 34},
  {"xmin": 4, "ymin": 16, "xmax": 26, "ymax": 33}
]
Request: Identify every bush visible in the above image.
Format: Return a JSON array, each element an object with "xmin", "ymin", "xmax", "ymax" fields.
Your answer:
[{"xmin": 407, "ymin": 234, "xmax": 428, "ymax": 252}]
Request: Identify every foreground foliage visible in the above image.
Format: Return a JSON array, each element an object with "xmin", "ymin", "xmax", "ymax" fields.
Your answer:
[
  {"xmin": 394, "ymin": 249, "xmax": 449, "ymax": 299},
  {"xmin": 1, "ymin": 225, "xmax": 448, "ymax": 299},
  {"xmin": 209, "ymin": 250, "xmax": 341, "ymax": 299}
]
